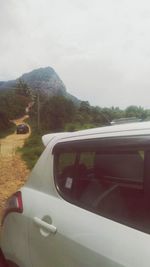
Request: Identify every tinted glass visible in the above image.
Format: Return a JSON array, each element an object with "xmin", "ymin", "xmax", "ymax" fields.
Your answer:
[
  {"xmin": 54, "ymin": 140, "xmax": 150, "ymax": 234},
  {"xmin": 95, "ymin": 152, "xmax": 143, "ymax": 182}
]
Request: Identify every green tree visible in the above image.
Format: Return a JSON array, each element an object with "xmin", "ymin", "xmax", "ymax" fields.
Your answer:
[
  {"xmin": 40, "ymin": 96, "xmax": 76, "ymax": 132},
  {"xmin": 15, "ymin": 79, "xmax": 32, "ymax": 99},
  {"xmin": 125, "ymin": 106, "xmax": 147, "ymax": 119},
  {"xmin": 0, "ymin": 111, "xmax": 10, "ymax": 130},
  {"xmin": 110, "ymin": 106, "xmax": 125, "ymax": 120}
]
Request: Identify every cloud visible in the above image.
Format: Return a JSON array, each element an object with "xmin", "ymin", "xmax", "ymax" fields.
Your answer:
[{"xmin": 1, "ymin": 0, "xmax": 150, "ymax": 108}]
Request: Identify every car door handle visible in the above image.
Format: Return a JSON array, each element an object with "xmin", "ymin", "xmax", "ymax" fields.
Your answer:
[{"xmin": 33, "ymin": 217, "xmax": 57, "ymax": 234}]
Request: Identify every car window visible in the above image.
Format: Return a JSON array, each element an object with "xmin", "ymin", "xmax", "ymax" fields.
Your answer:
[
  {"xmin": 79, "ymin": 152, "xmax": 95, "ymax": 170},
  {"xmin": 56, "ymin": 152, "xmax": 76, "ymax": 176},
  {"xmin": 54, "ymin": 140, "xmax": 150, "ymax": 234},
  {"xmin": 95, "ymin": 151, "xmax": 143, "ymax": 182}
]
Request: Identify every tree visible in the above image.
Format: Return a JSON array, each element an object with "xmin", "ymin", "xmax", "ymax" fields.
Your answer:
[
  {"xmin": 40, "ymin": 96, "xmax": 76, "ymax": 132},
  {"xmin": 125, "ymin": 106, "xmax": 147, "ymax": 119},
  {"xmin": 15, "ymin": 79, "xmax": 32, "ymax": 99},
  {"xmin": 0, "ymin": 111, "xmax": 10, "ymax": 130},
  {"xmin": 0, "ymin": 90, "xmax": 29, "ymax": 119},
  {"xmin": 110, "ymin": 106, "xmax": 125, "ymax": 120},
  {"xmin": 79, "ymin": 101, "xmax": 91, "ymax": 113},
  {"xmin": 90, "ymin": 106, "xmax": 106, "ymax": 126}
]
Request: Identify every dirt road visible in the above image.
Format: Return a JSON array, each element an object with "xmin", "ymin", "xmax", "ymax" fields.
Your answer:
[{"xmin": 0, "ymin": 116, "xmax": 30, "ymax": 218}]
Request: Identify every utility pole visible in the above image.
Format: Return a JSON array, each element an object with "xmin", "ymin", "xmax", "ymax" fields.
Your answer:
[{"xmin": 37, "ymin": 91, "xmax": 40, "ymax": 131}]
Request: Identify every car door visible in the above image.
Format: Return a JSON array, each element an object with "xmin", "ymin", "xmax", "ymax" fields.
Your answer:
[
  {"xmin": 26, "ymin": 140, "xmax": 150, "ymax": 267},
  {"xmin": 25, "ymin": 187, "xmax": 150, "ymax": 267}
]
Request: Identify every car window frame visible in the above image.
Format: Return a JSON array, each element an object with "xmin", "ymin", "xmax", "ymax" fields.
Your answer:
[{"xmin": 53, "ymin": 135, "xmax": 150, "ymax": 233}]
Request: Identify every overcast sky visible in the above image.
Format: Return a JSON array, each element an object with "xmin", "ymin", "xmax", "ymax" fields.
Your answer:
[{"xmin": 1, "ymin": 0, "xmax": 150, "ymax": 108}]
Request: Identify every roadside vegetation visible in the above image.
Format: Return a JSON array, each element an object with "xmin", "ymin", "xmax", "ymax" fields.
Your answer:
[
  {"xmin": 0, "ymin": 111, "xmax": 15, "ymax": 138},
  {"xmin": 21, "ymin": 95, "xmax": 150, "ymax": 169},
  {"xmin": 16, "ymin": 116, "xmax": 44, "ymax": 169},
  {"xmin": 20, "ymin": 131, "xmax": 44, "ymax": 169},
  {"xmin": 0, "ymin": 80, "xmax": 31, "ymax": 135}
]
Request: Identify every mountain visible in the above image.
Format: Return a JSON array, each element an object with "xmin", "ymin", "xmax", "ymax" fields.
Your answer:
[
  {"xmin": 20, "ymin": 67, "xmax": 66, "ymax": 96},
  {"xmin": 0, "ymin": 67, "xmax": 80, "ymax": 104}
]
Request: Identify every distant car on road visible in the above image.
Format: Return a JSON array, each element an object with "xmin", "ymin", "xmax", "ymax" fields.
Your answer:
[
  {"xmin": 16, "ymin": 124, "xmax": 29, "ymax": 134},
  {"xmin": 1, "ymin": 121, "xmax": 150, "ymax": 267}
]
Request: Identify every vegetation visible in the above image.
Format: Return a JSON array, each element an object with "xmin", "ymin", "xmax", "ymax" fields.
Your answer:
[
  {"xmin": 0, "ymin": 91, "xmax": 28, "ymax": 120},
  {"xmin": 17, "ymin": 116, "xmax": 43, "ymax": 169},
  {"xmin": 20, "ymin": 130, "xmax": 44, "ymax": 169},
  {"xmin": 21, "ymin": 95, "xmax": 150, "ymax": 169},
  {"xmin": 0, "ymin": 119, "xmax": 15, "ymax": 138},
  {"xmin": 1, "ymin": 78, "xmax": 150, "ymax": 169},
  {"xmin": 29, "ymin": 93, "xmax": 150, "ymax": 133}
]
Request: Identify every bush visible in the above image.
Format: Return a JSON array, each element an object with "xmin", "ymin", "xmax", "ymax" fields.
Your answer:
[
  {"xmin": 0, "ymin": 120, "xmax": 15, "ymax": 138},
  {"xmin": 65, "ymin": 122, "xmax": 96, "ymax": 132},
  {"xmin": 20, "ymin": 132, "xmax": 44, "ymax": 169}
]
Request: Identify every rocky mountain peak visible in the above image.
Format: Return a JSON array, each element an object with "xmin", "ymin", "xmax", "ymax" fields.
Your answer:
[
  {"xmin": 20, "ymin": 66, "xmax": 66, "ymax": 95},
  {"xmin": 0, "ymin": 66, "xmax": 80, "ymax": 104}
]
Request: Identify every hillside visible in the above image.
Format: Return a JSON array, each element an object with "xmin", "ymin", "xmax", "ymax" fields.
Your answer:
[
  {"xmin": 1, "ymin": 66, "xmax": 150, "ymax": 136},
  {"xmin": 0, "ymin": 67, "xmax": 80, "ymax": 104}
]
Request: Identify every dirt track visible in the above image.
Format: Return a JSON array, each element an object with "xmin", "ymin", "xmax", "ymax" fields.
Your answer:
[{"xmin": 0, "ymin": 116, "xmax": 30, "ymax": 218}]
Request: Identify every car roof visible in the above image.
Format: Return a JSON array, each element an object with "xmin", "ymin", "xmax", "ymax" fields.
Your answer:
[{"xmin": 42, "ymin": 121, "xmax": 150, "ymax": 147}]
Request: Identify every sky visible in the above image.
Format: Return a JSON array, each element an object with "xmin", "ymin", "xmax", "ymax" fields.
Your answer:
[{"xmin": 1, "ymin": 0, "xmax": 150, "ymax": 108}]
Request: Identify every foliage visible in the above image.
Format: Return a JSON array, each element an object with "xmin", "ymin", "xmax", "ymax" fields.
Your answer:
[
  {"xmin": 125, "ymin": 106, "xmax": 148, "ymax": 119},
  {"xmin": 0, "ymin": 118, "xmax": 15, "ymax": 138},
  {"xmin": 29, "ymin": 94, "xmax": 150, "ymax": 134},
  {"xmin": 0, "ymin": 111, "xmax": 11, "ymax": 131},
  {"xmin": 20, "ymin": 130, "xmax": 44, "ymax": 169},
  {"xmin": 15, "ymin": 79, "xmax": 32, "ymax": 98},
  {"xmin": 0, "ymin": 79, "xmax": 32, "ymax": 121},
  {"xmin": 30, "ymin": 95, "xmax": 77, "ymax": 132},
  {"xmin": 2, "ymin": 78, "xmax": 150, "ymax": 169}
]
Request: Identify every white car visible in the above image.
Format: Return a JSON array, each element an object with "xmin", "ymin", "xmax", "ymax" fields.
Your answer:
[{"xmin": 1, "ymin": 121, "xmax": 150, "ymax": 267}]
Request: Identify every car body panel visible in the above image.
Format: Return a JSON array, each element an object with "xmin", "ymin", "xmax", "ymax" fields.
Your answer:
[{"xmin": 1, "ymin": 213, "xmax": 31, "ymax": 267}]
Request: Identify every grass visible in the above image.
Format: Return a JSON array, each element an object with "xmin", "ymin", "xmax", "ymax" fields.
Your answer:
[
  {"xmin": 17, "ymin": 116, "xmax": 44, "ymax": 169},
  {"xmin": 20, "ymin": 130, "xmax": 44, "ymax": 169}
]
